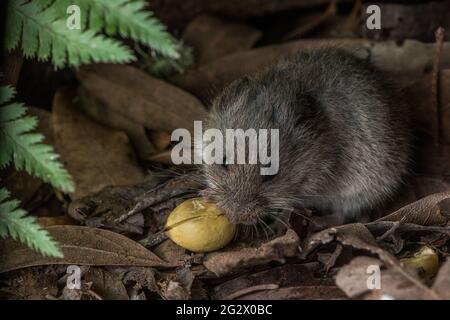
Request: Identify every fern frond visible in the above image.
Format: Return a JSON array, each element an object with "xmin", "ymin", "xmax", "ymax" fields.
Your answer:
[
  {"xmin": 41, "ymin": 0, "xmax": 180, "ymax": 58},
  {"xmin": 5, "ymin": 0, "xmax": 135, "ymax": 68},
  {"xmin": 0, "ymin": 87, "xmax": 74, "ymax": 192},
  {"xmin": 0, "ymin": 86, "xmax": 16, "ymax": 104},
  {"xmin": 0, "ymin": 188, "xmax": 63, "ymax": 258}
]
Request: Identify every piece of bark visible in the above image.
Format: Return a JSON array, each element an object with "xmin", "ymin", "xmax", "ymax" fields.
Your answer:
[
  {"xmin": 203, "ymin": 229, "xmax": 300, "ymax": 277},
  {"xmin": 362, "ymin": 1, "xmax": 450, "ymax": 42},
  {"xmin": 76, "ymin": 64, "xmax": 207, "ymax": 133},
  {"xmin": 149, "ymin": 0, "xmax": 350, "ymax": 29},
  {"xmin": 182, "ymin": 14, "xmax": 261, "ymax": 65},
  {"xmin": 173, "ymin": 39, "xmax": 450, "ymax": 103},
  {"xmin": 52, "ymin": 89, "xmax": 146, "ymax": 199}
]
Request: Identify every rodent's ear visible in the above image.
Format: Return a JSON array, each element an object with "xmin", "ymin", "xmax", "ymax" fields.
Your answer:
[{"xmin": 212, "ymin": 76, "xmax": 253, "ymax": 112}]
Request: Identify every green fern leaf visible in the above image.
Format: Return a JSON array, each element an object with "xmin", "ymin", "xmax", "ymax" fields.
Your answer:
[
  {"xmin": 41, "ymin": 0, "xmax": 180, "ymax": 58},
  {"xmin": 5, "ymin": 0, "xmax": 135, "ymax": 68},
  {"xmin": 0, "ymin": 188, "xmax": 63, "ymax": 258},
  {"xmin": 0, "ymin": 87, "xmax": 74, "ymax": 192},
  {"xmin": 0, "ymin": 86, "xmax": 17, "ymax": 104}
]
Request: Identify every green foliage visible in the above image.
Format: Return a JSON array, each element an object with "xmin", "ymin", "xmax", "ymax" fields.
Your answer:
[
  {"xmin": 0, "ymin": 86, "xmax": 69, "ymax": 257},
  {"xmin": 137, "ymin": 43, "xmax": 194, "ymax": 79},
  {"xmin": 38, "ymin": 0, "xmax": 180, "ymax": 59},
  {"xmin": 0, "ymin": 188, "xmax": 63, "ymax": 257},
  {"xmin": 5, "ymin": 0, "xmax": 135, "ymax": 68},
  {"xmin": 4, "ymin": 0, "xmax": 180, "ymax": 68},
  {"xmin": 0, "ymin": 86, "xmax": 74, "ymax": 192}
]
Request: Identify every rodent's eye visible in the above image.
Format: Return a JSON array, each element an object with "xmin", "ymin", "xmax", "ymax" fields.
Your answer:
[
  {"xmin": 222, "ymin": 156, "xmax": 228, "ymax": 169},
  {"xmin": 262, "ymin": 174, "xmax": 276, "ymax": 182}
]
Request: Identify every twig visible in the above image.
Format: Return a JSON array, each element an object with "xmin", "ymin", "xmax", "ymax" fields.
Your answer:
[
  {"xmin": 139, "ymin": 231, "xmax": 168, "ymax": 247},
  {"xmin": 376, "ymin": 220, "xmax": 401, "ymax": 242}
]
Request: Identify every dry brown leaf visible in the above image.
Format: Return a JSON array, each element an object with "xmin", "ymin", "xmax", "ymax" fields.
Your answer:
[
  {"xmin": 123, "ymin": 267, "xmax": 158, "ymax": 289},
  {"xmin": 376, "ymin": 192, "xmax": 450, "ymax": 225},
  {"xmin": 0, "ymin": 267, "xmax": 59, "ymax": 300},
  {"xmin": 174, "ymin": 39, "xmax": 450, "ymax": 102},
  {"xmin": 67, "ymin": 177, "xmax": 163, "ymax": 235},
  {"xmin": 301, "ymin": 223, "xmax": 438, "ymax": 298},
  {"xmin": 52, "ymin": 89, "xmax": 147, "ymax": 199},
  {"xmin": 336, "ymin": 255, "xmax": 450, "ymax": 300},
  {"xmin": 84, "ymin": 267, "xmax": 129, "ymax": 300},
  {"xmin": 153, "ymin": 239, "xmax": 189, "ymax": 265},
  {"xmin": 149, "ymin": 0, "xmax": 345, "ymax": 29},
  {"xmin": 182, "ymin": 14, "xmax": 261, "ymax": 65},
  {"xmin": 283, "ymin": 0, "xmax": 337, "ymax": 40},
  {"xmin": 335, "ymin": 256, "xmax": 429, "ymax": 300},
  {"xmin": 301, "ymin": 223, "xmax": 379, "ymax": 259},
  {"xmin": 0, "ymin": 225, "xmax": 175, "ymax": 273},
  {"xmin": 213, "ymin": 263, "xmax": 343, "ymax": 300},
  {"xmin": 37, "ymin": 216, "xmax": 75, "ymax": 227},
  {"xmin": 158, "ymin": 266, "xmax": 195, "ymax": 300},
  {"xmin": 148, "ymin": 131, "xmax": 171, "ymax": 152},
  {"xmin": 203, "ymin": 229, "xmax": 300, "ymax": 277},
  {"xmin": 78, "ymin": 87, "xmax": 156, "ymax": 159},
  {"xmin": 361, "ymin": 2, "xmax": 450, "ymax": 42},
  {"xmin": 76, "ymin": 64, "xmax": 207, "ymax": 133}
]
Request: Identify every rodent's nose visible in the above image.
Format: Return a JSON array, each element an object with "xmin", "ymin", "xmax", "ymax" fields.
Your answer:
[{"xmin": 224, "ymin": 208, "xmax": 258, "ymax": 225}]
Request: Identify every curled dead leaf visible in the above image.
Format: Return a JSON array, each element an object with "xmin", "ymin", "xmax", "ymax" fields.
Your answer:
[{"xmin": 0, "ymin": 226, "xmax": 176, "ymax": 273}]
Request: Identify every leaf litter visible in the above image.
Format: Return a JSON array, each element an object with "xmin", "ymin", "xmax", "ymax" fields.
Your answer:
[{"xmin": 3, "ymin": 4, "xmax": 450, "ymax": 300}]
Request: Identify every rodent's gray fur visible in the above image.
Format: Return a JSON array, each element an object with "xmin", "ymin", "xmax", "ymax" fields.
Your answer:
[{"xmin": 202, "ymin": 48, "xmax": 411, "ymax": 225}]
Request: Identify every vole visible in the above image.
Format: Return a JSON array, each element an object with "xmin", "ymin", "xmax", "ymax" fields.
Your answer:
[{"xmin": 200, "ymin": 48, "xmax": 411, "ymax": 225}]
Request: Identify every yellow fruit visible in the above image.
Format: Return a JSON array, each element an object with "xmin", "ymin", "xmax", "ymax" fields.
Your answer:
[
  {"xmin": 401, "ymin": 246, "xmax": 439, "ymax": 279},
  {"xmin": 165, "ymin": 198, "xmax": 235, "ymax": 253}
]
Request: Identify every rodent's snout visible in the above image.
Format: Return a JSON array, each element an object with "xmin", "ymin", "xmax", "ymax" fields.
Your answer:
[
  {"xmin": 219, "ymin": 202, "xmax": 263, "ymax": 225},
  {"xmin": 200, "ymin": 190, "xmax": 264, "ymax": 225}
]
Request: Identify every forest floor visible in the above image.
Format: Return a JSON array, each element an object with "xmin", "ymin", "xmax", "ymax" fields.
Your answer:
[{"xmin": 2, "ymin": 0, "xmax": 450, "ymax": 300}]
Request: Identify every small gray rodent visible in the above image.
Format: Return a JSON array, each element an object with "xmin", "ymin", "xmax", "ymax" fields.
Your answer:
[{"xmin": 201, "ymin": 48, "xmax": 411, "ymax": 225}]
